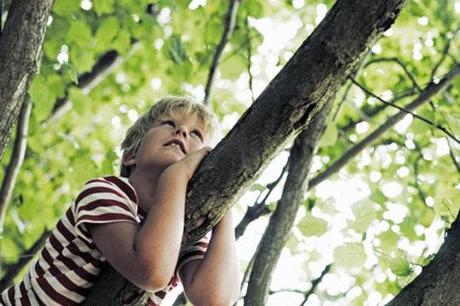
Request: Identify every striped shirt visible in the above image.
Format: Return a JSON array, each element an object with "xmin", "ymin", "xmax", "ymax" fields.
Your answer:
[{"xmin": 1, "ymin": 176, "xmax": 208, "ymax": 306}]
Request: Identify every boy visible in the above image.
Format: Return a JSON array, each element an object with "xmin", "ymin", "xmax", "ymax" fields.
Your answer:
[{"xmin": 1, "ymin": 96, "xmax": 240, "ymax": 305}]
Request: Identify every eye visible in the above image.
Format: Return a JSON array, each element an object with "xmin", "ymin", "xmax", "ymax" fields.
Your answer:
[
  {"xmin": 162, "ymin": 120, "xmax": 175, "ymax": 127},
  {"xmin": 191, "ymin": 130, "xmax": 203, "ymax": 141}
]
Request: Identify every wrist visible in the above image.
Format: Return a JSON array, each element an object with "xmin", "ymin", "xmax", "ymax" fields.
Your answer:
[{"xmin": 162, "ymin": 163, "xmax": 190, "ymax": 183}]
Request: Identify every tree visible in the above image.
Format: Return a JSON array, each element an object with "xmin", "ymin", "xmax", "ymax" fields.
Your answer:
[{"xmin": 1, "ymin": 0, "xmax": 460, "ymax": 305}]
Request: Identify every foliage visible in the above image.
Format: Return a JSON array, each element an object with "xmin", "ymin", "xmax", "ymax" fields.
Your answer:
[{"xmin": 1, "ymin": 0, "xmax": 460, "ymax": 305}]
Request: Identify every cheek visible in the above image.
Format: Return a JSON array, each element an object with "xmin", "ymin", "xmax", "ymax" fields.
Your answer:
[{"xmin": 189, "ymin": 140, "xmax": 204, "ymax": 152}]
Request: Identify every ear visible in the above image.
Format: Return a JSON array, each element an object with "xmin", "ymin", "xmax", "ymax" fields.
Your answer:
[{"xmin": 122, "ymin": 151, "xmax": 137, "ymax": 167}]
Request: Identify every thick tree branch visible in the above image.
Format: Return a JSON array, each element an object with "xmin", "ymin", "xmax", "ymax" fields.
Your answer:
[
  {"xmin": 0, "ymin": 230, "xmax": 51, "ymax": 291},
  {"xmin": 203, "ymin": 0, "xmax": 241, "ymax": 105},
  {"xmin": 0, "ymin": 99, "xmax": 32, "ymax": 232},
  {"xmin": 309, "ymin": 64, "xmax": 460, "ymax": 190},
  {"xmin": 244, "ymin": 99, "xmax": 333, "ymax": 306},
  {"xmin": 387, "ymin": 212, "xmax": 460, "ymax": 305},
  {"xmin": 0, "ymin": 0, "xmax": 54, "ymax": 159},
  {"xmin": 84, "ymin": 0, "xmax": 408, "ymax": 304}
]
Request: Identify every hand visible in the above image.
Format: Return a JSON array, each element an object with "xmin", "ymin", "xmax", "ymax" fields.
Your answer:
[{"xmin": 167, "ymin": 146, "xmax": 212, "ymax": 181}]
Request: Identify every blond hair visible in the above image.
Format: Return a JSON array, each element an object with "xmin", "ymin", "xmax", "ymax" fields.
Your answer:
[{"xmin": 119, "ymin": 96, "xmax": 218, "ymax": 177}]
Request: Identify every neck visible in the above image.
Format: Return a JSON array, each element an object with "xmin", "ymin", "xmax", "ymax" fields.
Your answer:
[{"xmin": 127, "ymin": 168, "xmax": 162, "ymax": 212}]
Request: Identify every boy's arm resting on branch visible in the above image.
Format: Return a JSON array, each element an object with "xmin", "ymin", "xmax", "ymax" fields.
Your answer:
[
  {"xmin": 180, "ymin": 212, "xmax": 240, "ymax": 306},
  {"xmin": 88, "ymin": 168, "xmax": 187, "ymax": 291},
  {"xmin": 88, "ymin": 148, "xmax": 211, "ymax": 292}
]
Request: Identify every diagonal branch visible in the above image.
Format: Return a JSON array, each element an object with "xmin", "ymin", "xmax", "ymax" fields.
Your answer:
[
  {"xmin": 203, "ymin": 0, "xmax": 241, "ymax": 105},
  {"xmin": 309, "ymin": 64, "xmax": 460, "ymax": 190},
  {"xmin": 0, "ymin": 99, "xmax": 32, "ymax": 233}
]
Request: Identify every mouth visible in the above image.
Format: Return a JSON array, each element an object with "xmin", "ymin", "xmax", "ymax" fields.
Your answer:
[{"xmin": 164, "ymin": 139, "xmax": 187, "ymax": 155}]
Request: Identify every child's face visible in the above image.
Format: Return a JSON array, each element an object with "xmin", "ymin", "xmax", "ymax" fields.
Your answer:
[{"xmin": 124, "ymin": 111, "xmax": 207, "ymax": 173}]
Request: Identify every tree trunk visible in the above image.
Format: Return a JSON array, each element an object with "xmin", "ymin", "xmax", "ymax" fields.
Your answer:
[
  {"xmin": 387, "ymin": 213, "xmax": 460, "ymax": 305},
  {"xmin": 83, "ymin": 0, "xmax": 408, "ymax": 304},
  {"xmin": 244, "ymin": 99, "xmax": 333, "ymax": 306},
  {"xmin": 0, "ymin": 0, "xmax": 54, "ymax": 159}
]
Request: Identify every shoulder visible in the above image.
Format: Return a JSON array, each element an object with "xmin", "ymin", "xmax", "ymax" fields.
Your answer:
[{"xmin": 77, "ymin": 176, "xmax": 138, "ymax": 204}]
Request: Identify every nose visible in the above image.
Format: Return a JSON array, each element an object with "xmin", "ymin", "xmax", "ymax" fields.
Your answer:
[{"xmin": 174, "ymin": 126, "xmax": 187, "ymax": 138}]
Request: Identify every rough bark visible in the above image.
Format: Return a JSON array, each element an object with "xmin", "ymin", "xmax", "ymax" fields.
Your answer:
[
  {"xmin": 84, "ymin": 0, "xmax": 408, "ymax": 304},
  {"xmin": 386, "ymin": 213, "xmax": 460, "ymax": 306},
  {"xmin": 244, "ymin": 99, "xmax": 333, "ymax": 306},
  {"xmin": 0, "ymin": 0, "xmax": 54, "ymax": 159}
]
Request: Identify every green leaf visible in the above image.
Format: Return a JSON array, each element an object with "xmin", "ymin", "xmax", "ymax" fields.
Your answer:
[
  {"xmin": 62, "ymin": 63, "xmax": 79, "ymax": 85},
  {"xmin": 53, "ymin": 0, "xmax": 81, "ymax": 16},
  {"xmin": 445, "ymin": 113, "xmax": 460, "ymax": 138},
  {"xmin": 93, "ymin": 0, "xmax": 115, "ymax": 16},
  {"xmin": 249, "ymin": 183, "xmax": 266, "ymax": 192},
  {"xmin": 168, "ymin": 34, "xmax": 187, "ymax": 64},
  {"xmin": 297, "ymin": 212, "xmax": 328, "ymax": 237},
  {"xmin": 113, "ymin": 31, "xmax": 131, "ymax": 55},
  {"xmin": 378, "ymin": 230, "xmax": 400, "ymax": 253},
  {"xmin": 95, "ymin": 17, "xmax": 120, "ymax": 49},
  {"xmin": 389, "ymin": 257, "xmax": 412, "ymax": 277},
  {"xmin": 320, "ymin": 123, "xmax": 338, "ymax": 148},
  {"xmin": 67, "ymin": 20, "xmax": 93, "ymax": 48},
  {"xmin": 333, "ymin": 242, "xmax": 367, "ymax": 269},
  {"xmin": 348, "ymin": 200, "xmax": 378, "ymax": 234}
]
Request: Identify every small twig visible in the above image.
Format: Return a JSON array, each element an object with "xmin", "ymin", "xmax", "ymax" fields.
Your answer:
[
  {"xmin": 300, "ymin": 264, "xmax": 332, "ymax": 306},
  {"xmin": 234, "ymin": 160, "xmax": 289, "ymax": 239},
  {"xmin": 365, "ymin": 57, "xmax": 422, "ymax": 91},
  {"xmin": 309, "ymin": 64, "xmax": 460, "ymax": 190},
  {"xmin": 203, "ymin": 0, "xmax": 241, "ymax": 105},
  {"xmin": 0, "ymin": 99, "xmax": 32, "ymax": 233},
  {"xmin": 245, "ymin": 15, "xmax": 255, "ymax": 103},
  {"xmin": 349, "ymin": 76, "xmax": 460, "ymax": 145},
  {"xmin": 430, "ymin": 29, "xmax": 457, "ymax": 81},
  {"xmin": 412, "ymin": 141, "xmax": 428, "ymax": 205},
  {"xmin": 447, "ymin": 137, "xmax": 460, "ymax": 174}
]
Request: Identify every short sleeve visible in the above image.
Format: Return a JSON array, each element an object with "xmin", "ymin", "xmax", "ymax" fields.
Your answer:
[
  {"xmin": 176, "ymin": 234, "xmax": 210, "ymax": 274},
  {"xmin": 73, "ymin": 177, "xmax": 140, "ymax": 243}
]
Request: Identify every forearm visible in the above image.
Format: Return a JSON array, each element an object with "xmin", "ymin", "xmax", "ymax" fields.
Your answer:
[
  {"xmin": 134, "ymin": 168, "xmax": 188, "ymax": 283},
  {"xmin": 187, "ymin": 214, "xmax": 240, "ymax": 305}
]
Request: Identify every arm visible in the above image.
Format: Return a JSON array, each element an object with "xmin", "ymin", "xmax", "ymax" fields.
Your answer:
[
  {"xmin": 88, "ymin": 148, "xmax": 210, "ymax": 292},
  {"xmin": 180, "ymin": 211, "xmax": 240, "ymax": 306}
]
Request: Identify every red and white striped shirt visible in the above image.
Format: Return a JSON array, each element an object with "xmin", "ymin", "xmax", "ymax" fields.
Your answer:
[{"xmin": 1, "ymin": 176, "xmax": 208, "ymax": 306}]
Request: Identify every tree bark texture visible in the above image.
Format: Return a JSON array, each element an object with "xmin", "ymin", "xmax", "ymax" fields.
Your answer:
[
  {"xmin": 0, "ymin": 0, "xmax": 54, "ymax": 159},
  {"xmin": 84, "ymin": 0, "xmax": 408, "ymax": 304},
  {"xmin": 243, "ymin": 99, "xmax": 333, "ymax": 306},
  {"xmin": 387, "ymin": 213, "xmax": 460, "ymax": 306}
]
